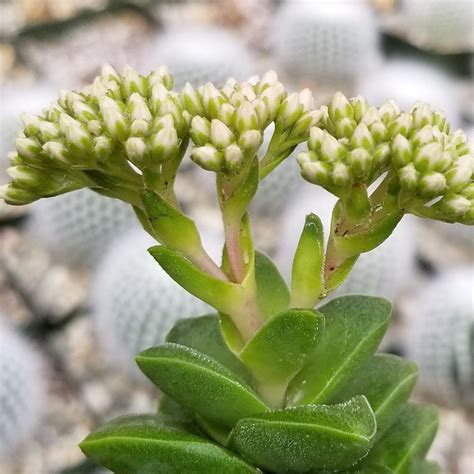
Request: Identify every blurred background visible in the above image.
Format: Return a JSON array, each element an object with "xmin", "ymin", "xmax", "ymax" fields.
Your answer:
[{"xmin": 0, "ymin": 0, "xmax": 473, "ymax": 472}]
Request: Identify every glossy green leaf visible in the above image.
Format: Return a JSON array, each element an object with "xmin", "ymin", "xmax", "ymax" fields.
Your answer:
[
  {"xmin": 166, "ymin": 314, "xmax": 252, "ymax": 384},
  {"xmin": 80, "ymin": 414, "xmax": 258, "ymax": 474},
  {"xmin": 254, "ymin": 251, "xmax": 290, "ymax": 320},
  {"xmin": 290, "ymin": 213, "xmax": 325, "ymax": 308},
  {"xmin": 136, "ymin": 343, "xmax": 267, "ymax": 427},
  {"xmin": 239, "ymin": 309, "xmax": 325, "ymax": 407},
  {"xmin": 141, "ymin": 190, "xmax": 203, "ymax": 255},
  {"xmin": 332, "ymin": 354, "xmax": 418, "ymax": 439},
  {"xmin": 149, "ymin": 246, "xmax": 244, "ymax": 316},
  {"xmin": 229, "ymin": 395, "xmax": 376, "ymax": 472},
  {"xmin": 363, "ymin": 404, "xmax": 439, "ymax": 474},
  {"xmin": 194, "ymin": 414, "xmax": 231, "ymax": 446},
  {"xmin": 287, "ymin": 295, "xmax": 391, "ymax": 406}
]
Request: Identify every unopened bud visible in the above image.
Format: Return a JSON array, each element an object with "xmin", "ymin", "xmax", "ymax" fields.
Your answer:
[
  {"xmin": 236, "ymin": 102, "xmax": 259, "ymax": 133},
  {"xmin": 224, "ymin": 144, "xmax": 244, "ymax": 172},
  {"xmin": 308, "ymin": 127, "xmax": 325, "ymax": 151},
  {"xmin": 238, "ymin": 130, "xmax": 262, "ymax": 151},
  {"xmin": 21, "ymin": 113, "xmax": 40, "ymax": 136},
  {"xmin": 182, "ymin": 82, "xmax": 204, "ymax": 116},
  {"xmin": 350, "ymin": 123, "xmax": 374, "ymax": 150},
  {"xmin": 38, "ymin": 121, "xmax": 61, "ymax": 141},
  {"xmin": 202, "ymin": 83, "xmax": 224, "ymax": 117},
  {"xmin": 332, "ymin": 162, "xmax": 351, "ymax": 187},
  {"xmin": 350, "ymin": 96, "xmax": 369, "ymax": 122},
  {"xmin": 419, "ymin": 172, "xmax": 446, "ymax": 196},
  {"xmin": 392, "ymin": 134, "xmax": 412, "ymax": 168},
  {"xmin": 278, "ymin": 92, "xmax": 302, "ymax": 127},
  {"xmin": 43, "ymin": 141, "xmax": 68, "ymax": 162},
  {"xmin": 399, "ymin": 163, "xmax": 418, "ymax": 191},
  {"xmin": 126, "ymin": 137, "xmax": 147, "ymax": 161},
  {"xmin": 16, "ymin": 137, "xmax": 41, "ymax": 159},
  {"xmin": 440, "ymin": 194, "xmax": 471, "ymax": 215},
  {"xmin": 129, "ymin": 93, "xmax": 152, "ymax": 122},
  {"xmin": 348, "ymin": 148, "xmax": 371, "ymax": 177},
  {"xmin": 329, "ymin": 92, "xmax": 353, "ymax": 120},
  {"xmin": 122, "ymin": 65, "xmax": 145, "ymax": 96},
  {"xmin": 152, "ymin": 128, "xmax": 179, "ymax": 161},
  {"xmin": 190, "ymin": 116, "xmax": 211, "ymax": 146},
  {"xmin": 299, "ymin": 88, "xmax": 313, "ymax": 112},
  {"xmin": 191, "ymin": 145, "xmax": 223, "ymax": 172},
  {"xmin": 94, "ymin": 136, "xmax": 113, "ymax": 158},
  {"xmin": 211, "ymin": 119, "xmax": 234, "ymax": 148},
  {"xmin": 130, "ymin": 119, "xmax": 149, "ymax": 136},
  {"xmin": 414, "ymin": 142, "xmax": 443, "ymax": 172},
  {"xmin": 378, "ymin": 100, "xmax": 400, "ymax": 123},
  {"xmin": 99, "ymin": 97, "xmax": 127, "ymax": 139},
  {"xmin": 218, "ymin": 103, "xmax": 235, "ymax": 126},
  {"xmin": 321, "ymin": 133, "xmax": 346, "ymax": 162}
]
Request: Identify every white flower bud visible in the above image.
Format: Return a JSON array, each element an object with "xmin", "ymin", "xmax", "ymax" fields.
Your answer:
[
  {"xmin": 99, "ymin": 97, "xmax": 127, "ymax": 139},
  {"xmin": 39, "ymin": 121, "xmax": 61, "ymax": 141},
  {"xmin": 128, "ymin": 93, "xmax": 152, "ymax": 122},
  {"xmin": 191, "ymin": 145, "xmax": 223, "ymax": 172},
  {"xmin": 43, "ymin": 141, "xmax": 68, "ymax": 162},
  {"xmin": 21, "ymin": 113, "xmax": 40, "ymax": 135},
  {"xmin": 296, "ymin": 152, "xmax": 314, "ymax": 166},
  {"xmin": 278, "ymin": 92, "xmax": 302, "ymax": 127},
  {"xmin": 392, "ymin": 134, "xmax": 412, "ymax": 168},
  {"xmin": 130, "ymin": 119, "xmax": 149, "ymax": 136},
  {"xmin": 441, "ymin": 195, "xmax": 471, "ymax": 215},
  {"xmin": 211, "ymin": 119, "xmax": 234, "ymax": 148},
  {"xmin": 293, "ymin": 110, "xmax": 324, "ymax": 138},
  {"xmin": 350, "ymin": 96, "xmax": 369, "ymax": 122},
  {"xmin": 332, "ymin": 162, "xmax": 351, "ymax": 187},
  {"xmin": 190, "ymin": 116, "xmax": 211, "ymax": 146},
  {"xmin": 260, "ymin": 85, "xmax": 283, "ymax": 117},
  {"xmin": 414, "ymin": 143, "xmax": 443, "ymax": 172},
  {"xmin": 240, "ymin": 83, "xmax": 256, "ymax": 101},
  {"xmin": 413, "ymin": 125, "xmax": 435, "ymax": 147},
  {"xmin": 94, "ymin": 136, "xmax": 113, "ymax": 158},
  {"xmin": 253, "ymin": 99, "xmax": 270, "ymax": 127},
  {"xmin": 73, "ymin": 101, "xmax": 97, "ymax": 121},
  {"xmin": 7, "ymin": 166, "xmax": 33, "ymax": 183},
  {"xmin": 300, "ymin": 161, "xmax": 331, "ymax": 186},
  {"xmin": 16, "ymin": 137, "xmax": 40, "ymax": 159},
  {"xmin": 261, "ymin": 70, "xmax": 278, "ymax": 86},
  {"xmin": 224, "ymin": 144, "xmax": 244, "ymax": 171},
  {"xmin": 222, "ymin": 77, "xmax": 237, "ymax": 98},
  {"xmin": 361, "ymin": 107, "xmax": 380, "ymax": 126},
  {"xmin": 182, "ymin": 82, "xmax": 204, "ymax": 115},
  {"xmin": 446, "ymin": 163, "xmax": 472, "ymax": 192},
  {"xmin": 64, "ymin": 121, "xmax": 90, "ymax": 150},
  {"xmin": 419, "ymin": 172, "xmax": 446, "ymax": 196},
  {"xmin": 236, "ymin": 102, "xmax": 259, "ymax": 132},
  {"xmin": 321, "ymin": 133, "xmax": 346, "ymax": 162},
  {"xmin": 218, "ymin": 103, "xmax": 236, "ymax": 126},
  {"xmin": 399, "ymin": 163, "xmax": 418, "ymax": 190},
  {"xmin": 308, "ymin": 127, "xmax": 325, "ymax": 151},
  {"xmin": 238, "ymin": 130, "xmax": 262, "ymax": 151},
  {"xmin": 389, "ymin": 112, "xmax": 413, "ymax": 136},
  {"xmin": 153, "ymin": 127, "xmax": 178, "ymax": 160},
  {"xmin": 378, "ymin": 100, "xmax": 400, "ymax": 123},
  {"xmin": 151, "ymin": 82, "xmax": 169, "ymax": 103},
  {"xmin": 348, "ymin": 148, "xmax": 371, "ymax": 177},
  {"xmin": 335, "ymin": 117, "xmax": 357, "ymax": 139},
  {"xmin": 126, "ymin": 137, "xmax": 147, "ymax": 160},
  {"xmin": 122, "ymin": 65, "xmax": 144, "ymax": 96},
  {"xmin": 101, "ymin": 63, "xmax": 120, "ymax": 81},
  {"xmin": 202, "ymin": 83, "xmax": 224, "ymax": 117},
  {"xmin": 330, "ymin": 92, "xmax": 353, "ymax": 119},
  {"xmin": 299, "ymin": 88, "xmax": 314, "ymax": 112},
  {"xmin": 350, "ymin": 123, "xmax": 374, "ymax": 150},
  {"xmin": 412, "ymin": 102, "xmax": 433, "ymax": 127}
]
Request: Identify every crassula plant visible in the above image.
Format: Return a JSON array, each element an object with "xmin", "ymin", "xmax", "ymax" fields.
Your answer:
[{"xmin": 1, "ymin": 65, "xmax": 473, "ymax": 474}]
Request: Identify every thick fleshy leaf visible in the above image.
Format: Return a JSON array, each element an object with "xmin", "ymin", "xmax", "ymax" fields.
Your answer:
[
  {"xmin": 149, "ymin": 246, "xmax": 244, "ymax": 315},
  {"xmin": 136, "ymin": 343, "xmax": 267, "ymax": 427},
  {"xmin": 290, "ymin": 213, "xmax": 325, "ymax": 308},
  {"xmin": 287, "ymin": 296, "xmax": 391, "ymax": 406},
  {"xmin": 324, "ymin": 254, "xmax": 358, "ymax": 294},
  {"xmin": 229, "ymin": 395, "xmax": 376, "ymax": 473},
  {"xmin": 332, "ymin": 354, "xmax": 418, "ymax": 439},
  {"xmin": 141, "ymin": 190, "xmax": 203, "ymax": 255},
  {"xmin": 254, "ymin": 251, "xmax": 290, "ymax": 320},
  {"xmin": 239, "ymin": 308, "xmax": 325, "ymax": 407},
  {"xmin": 158, "ymin": 394, "xmax": 193, "ymax": 426},
  {"xmin": 166, "ymin": 314, "xmax": 252, "ymax": 384},
  {"xmin": 80, "ymin": 414, "xmax": 258, "ymax": 474},
  {"xmin": 363, "ymin": 404, "xmax": 439, "ymax": 474}
]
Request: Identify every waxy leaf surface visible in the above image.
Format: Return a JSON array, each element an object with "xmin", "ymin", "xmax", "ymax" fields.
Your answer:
[
  {"xmin": 332, "ymin": 354, "xmax": 418, "ymax": 439},
  {"xmin": 287, "ymin": 296, "xmax": 391, "ymax": 405},
  {"xmin": 136, "ymin": 343, "xmax": 267, "ymax": 427},
  {"xmin": 363, "ymin": 404, "xmax": 438, "ymax": 474},
  {"xmin": 80, "ymin": 414, "xmax": 258, "ymax": 474},
  {"xmin": 229, "ymin": 395, "xmax": 376, "ymax": 473}
]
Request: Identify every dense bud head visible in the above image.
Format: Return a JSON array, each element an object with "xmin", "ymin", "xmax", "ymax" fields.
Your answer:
[{"xmin": 211, "ymin": 119, "xmax": 235, "ymax": 148}]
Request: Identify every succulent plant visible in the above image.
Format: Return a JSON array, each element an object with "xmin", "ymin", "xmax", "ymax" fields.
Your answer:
[
  {"xmin": 2, "ymin": 65, "xmax": 471, "ymax": 473},
  {"xmin": 91, "ymin": 229, "xmax": 211, "ymax": 374},
  {"xmin": 0, "ymin": 321, "xmax": 48, "ymax": 459},
  {"xmin": 406, "ymin": 267, "xmax": 474, "ymax": 409},
  {"xmin": 274, "ymin": 0, "xmax": 380, "ymax": 87},
  {"xmin": 28, "ymin": 188, "xmax": 137, "ymax": 267}
]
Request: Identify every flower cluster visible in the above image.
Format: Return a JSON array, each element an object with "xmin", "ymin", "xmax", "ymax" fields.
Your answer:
[
  {"xmin": 2, "ymin": 64, "xmax": 189, "ymax": 205},
  {"xmin": 184, "ymin": 71, "xmax": 321, "ymax": 173},
  {"xmin": 297, "ymin": 93, "xmax": 473, "ymax": 223}
]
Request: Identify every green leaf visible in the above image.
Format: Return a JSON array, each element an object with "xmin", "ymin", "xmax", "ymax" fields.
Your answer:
[
  {"xmin": 331, "ymin": 354, "xmax": 418, "ymax": 439},
  {"xmin": 166, "ymin": 314, "xmax": 252, "ymax": 384},
  {"xmin": 254, "ymin": 251, "xmax": 290, "ymax": 320},
  {"xmin": 287, "ymin": 295, "xmax": 391, "ymax": 406},
  {"xmin": 229, "ymin": 395, "xmax": 376, "ymax": 472},
  {"xmin": 290, "ymin": 213, "xmax": 325, "ymax": 308},
  {"xmin": 363, "ymin": 404, "xmax": 439, "ymax": 474},
  {"xmin": 219, "ymin": 312, "xmax": 246, "ymax": 353},
  {"xmin": 158, "ymin": 394, "xmax": 193, "ymax": 426},
  {"xmin": 194, "ymin": 414, "xmax": 231, "ymax": 446},
  {"xmin": 136, "ymin": 343, "xmax": 267, "ymax": 427},
  {"xmin": 80, "ymin": 414, "xmax": 259, "ymax": 474},
  {"xmin": 149, "ymin": 245, "xmax": 244, "ymax": 316},
  {"xmin": 239, "ymin": 309, "xmax": 325, "ymax": 407},
  {"xmin": 409, "ymin": 459, "xmax": 441, "ymax": 474},
  {"xmin": 324, "ymin": 254, "xmax": 358, "ymax": 294},
  {"xmin": 141, "ymin": 190, "xmax": 203, "ymax": 255}
]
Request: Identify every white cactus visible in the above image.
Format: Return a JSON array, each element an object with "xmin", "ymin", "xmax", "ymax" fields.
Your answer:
[
  {"xmin": 27, "ymin": 188, "xmax": 138, "ymax": 267},
  {"xmin": 274, "ymin": 0, "xmax": 381, "ymax": 88},
  {"xmin": 0, "ymin": 321, "xmax": 47, "ymax": 459},
  {"xmin": 148, "ymin": 26, "xmax": 253, "ymax": 89},
  {"xmin": 90, "ymin": 229, "xmax": 221, "ymax": 376},
  {"xmin": 406, "ymin": 267, "xmax": 474, "ymax": 408}
]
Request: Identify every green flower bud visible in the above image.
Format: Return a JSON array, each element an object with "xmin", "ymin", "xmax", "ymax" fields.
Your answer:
[
  {"xmin": 99, "ymin": 97, "xmax": 128, "ymax": 140},
  {"xmin": 419, "ymin": 172, "xmax": 447, "ymax": 197},
  {"xmin": 16, "ymin": 137, "xmax": 41, "ymax": 159},
  {"xmin": 151, "ymin": 128, "xmax": 179, "ymax": 162},
  {"xmin": 130, "ymin": 119, "xmax": 149, "ymax": 136},
  {"xmin": 191, "ymin": 145, "xmax": 223, "ymax": 172},
  {"xmin": 182, "ymin": 82, "xmax": 204, "ymax": 116},
  {"xmin": 94, "ymin": 136, "xmax": 114, "ymax": 159},
  {"xmin": 211, "ymin": 119, "xmax": 235, "ymax": 148},
  {"xmin": 329, "ymin": 92, "xmax": 353, "ymax": 120},
  {"xmin": 202, "ymin": 83, "xmax": 225, "ymax": 118},
  {"xmin": 348, "ymin": 148, "xmax": 372, "ymax": 177},
  {"xmin": 332, "ymin": 162, "xmax": 351, "ymax": 187},
  {"xmin": 320, "ymin": 133, "xmax": 346, "ymax": 162},
  {"xmin": 0, "ymin": 183, "xmax": 36, "ymax": 205},
  {"xmin": 224, "ymin": 144, "xmax": 244, "ymax": 172},
  {"xmin": 392, "ymin": 134, "xmax": 412, "ymax": 167},
  {"xmin": 126, "ymin": 137, "xmax": 148, "ymax": 162},
  {"xmin": 121, "ymin": 65, "xmax": 147, "ymax": 97},
  {"xmin": 399, "ymin": 163, "xmax": 419, "ymax": 191},
  {"xmin": 350, "ymin": 96, "xmax": 369, "ymax": 122},
  {"xmin": 236, "ymin": 102, "xmax": 259, "ymax": 133},
  {"xmin": 43, "ymin": 141, "xmax": 69, "ymax": 163},
  {"xmin": 21, "ymin": 113, "xmax": 40, "ymax": 136},
  {"xmin": 190, "ymin": 116, "xmax": 211, "ymax": 146},
  {"xmin": 218, "ymin": 103, "xmax": 236, "ymax": 127},
  {"xmin": 128, "ymin": 93, "xmax": 152, "ymax": 122},
  {"xmin": 350, "ymin": 123, "xmax": 374, "ymax": 150},
  {"xmin": 308, "ymin": 127, "xmax": 325, "ymax": 151},
  {"xmin": 277, "ymin": 92, "xmax": 303, "ymax": 127},
  {"xmin": 438, "ymin": 194, "xmax": 471, "ymax": 215},
  {"xmin": 238, "ymin": 130, "xmax": 262, "ymax": 151}
]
